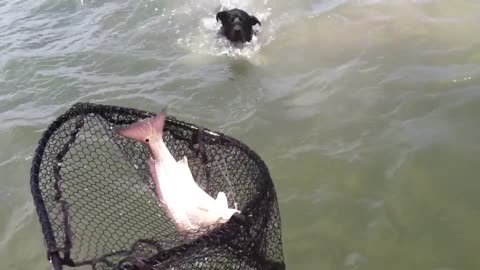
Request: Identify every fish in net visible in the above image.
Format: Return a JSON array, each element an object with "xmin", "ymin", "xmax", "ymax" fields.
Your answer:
[{"xmin": 30, "ymin": 102, "xmax": 285, "ymax": 270}]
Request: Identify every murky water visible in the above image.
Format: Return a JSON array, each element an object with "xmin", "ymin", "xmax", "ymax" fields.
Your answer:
[{"xmin": 1, "ymin": 0, "xmax": 480, "ymax": 269}]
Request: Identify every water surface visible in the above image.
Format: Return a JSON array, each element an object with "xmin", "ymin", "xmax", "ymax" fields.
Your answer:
[{"xmin": 1, "ymin": 0, "xmax": 480, "ymax": 269}]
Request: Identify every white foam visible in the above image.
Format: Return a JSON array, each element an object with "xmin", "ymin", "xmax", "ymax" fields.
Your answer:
[{"xmin": 175, "ymin": 0, "xmax": 274, "ymax": 59}]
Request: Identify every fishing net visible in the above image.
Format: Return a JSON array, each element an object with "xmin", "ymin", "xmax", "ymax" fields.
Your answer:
[{"xmin": 30, "ymin": 102, "xmax": 285, "ymax": 270}]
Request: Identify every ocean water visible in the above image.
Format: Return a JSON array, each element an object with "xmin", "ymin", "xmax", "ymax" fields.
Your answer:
[{"xmin": 1, "ymin": 0, "xmax": 480, "ymax": 269}]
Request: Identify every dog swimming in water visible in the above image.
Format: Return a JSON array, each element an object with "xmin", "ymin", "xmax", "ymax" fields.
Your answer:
[{"xmin": 216, "ymin": 8, "xmax": 261, "ymax": 44}]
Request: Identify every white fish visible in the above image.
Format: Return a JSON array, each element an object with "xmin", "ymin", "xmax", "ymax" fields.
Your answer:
[{"xmin": 115, "ymin": 112, "xmax": 240, "ymax": 234}]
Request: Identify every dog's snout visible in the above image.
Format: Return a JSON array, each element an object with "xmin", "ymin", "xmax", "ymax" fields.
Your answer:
[{"xmin": 233, "ymin": 26, "xmax": 243, "ymax": 38}]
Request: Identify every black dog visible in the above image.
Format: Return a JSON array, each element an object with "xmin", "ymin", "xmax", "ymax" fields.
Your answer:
[{"xmin": 216, "ymin": 8, "xmax": 261, "ymax": 43}]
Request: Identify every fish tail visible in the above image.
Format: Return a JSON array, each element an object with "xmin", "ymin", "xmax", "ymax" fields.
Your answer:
[{"xmin": 115, "ymin": 112, "xmax": 167, "ymax": 160}]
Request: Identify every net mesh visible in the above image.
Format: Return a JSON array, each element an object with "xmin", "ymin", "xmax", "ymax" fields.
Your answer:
[{"xmin": 30, "ymin": 102, "xmax": 285, "ymax": 270}]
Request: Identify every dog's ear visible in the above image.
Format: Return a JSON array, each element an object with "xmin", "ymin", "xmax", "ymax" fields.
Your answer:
[
  {"xmin": 216, "ymin": 11, "xmax": 228, "ymax": 24},
  {"xmin": 250, "ymin": 15, "xmax": 261, "ymax": 26}
]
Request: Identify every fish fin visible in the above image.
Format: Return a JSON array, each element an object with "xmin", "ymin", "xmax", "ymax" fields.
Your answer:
[
  {"xmin": 177, "ymin": 156, "xmax": 201, "ymax": 186},
  {"xmin": 178, "ymin": 156, "xmax": 189, "ymax": 165},
  {"xmin": 215, "ymin": 192, "xmax": 228, "ymax": 209},
  {"xmin": 115, "ymin": 112, "xmax": 167, "ymax": 159},
  {"xmin": 177, "ymin": 156, "xmax": 219, "ymax": 211},
  {"xmin": 177, "ymin": 156, "xmax": 195, "ymax": 184},
  {"xmin": 115, "ymin": 113, "xmax": 166, "ymax": 142}
]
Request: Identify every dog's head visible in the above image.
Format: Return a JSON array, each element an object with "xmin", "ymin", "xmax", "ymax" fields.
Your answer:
[{"xmin": 216, "ymin": 8, "xmax": 261, "ymax": 43}]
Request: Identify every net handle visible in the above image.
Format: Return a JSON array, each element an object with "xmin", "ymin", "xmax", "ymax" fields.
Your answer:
[{"xmin": 50, "ymin": 252, "xmax": 64, "ymax": 270}]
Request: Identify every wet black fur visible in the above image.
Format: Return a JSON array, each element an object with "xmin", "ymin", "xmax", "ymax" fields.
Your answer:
[{"xmin": 216, "ymin": 8, "xmax": 261, "ymax": 43}]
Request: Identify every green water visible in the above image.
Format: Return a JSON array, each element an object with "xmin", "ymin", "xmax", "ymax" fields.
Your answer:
[{"xmin": 1, "ymin": 0, "xmax": 480, "ymax": 269}]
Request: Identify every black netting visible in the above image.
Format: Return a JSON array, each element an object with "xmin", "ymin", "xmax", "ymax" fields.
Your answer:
[{"xmin": 30, "ymin": 102, "xmax": 285, "ymax": 270}]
